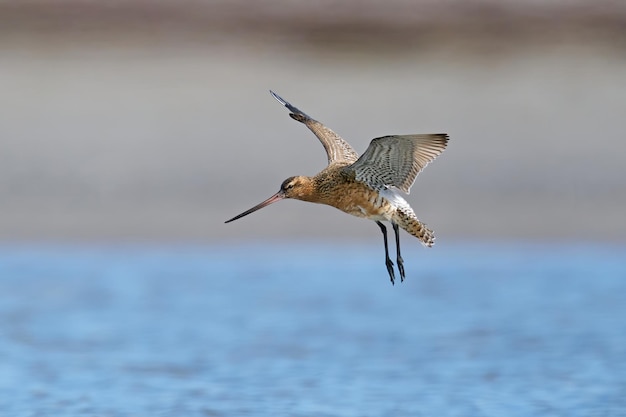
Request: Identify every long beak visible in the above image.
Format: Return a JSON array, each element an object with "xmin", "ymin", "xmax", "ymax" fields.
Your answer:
[{"xmin": 224, "ymin": 191, "xmax": 285, "ymax": 223}]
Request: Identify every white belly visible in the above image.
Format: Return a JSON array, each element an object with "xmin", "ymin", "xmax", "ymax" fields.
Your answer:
[{"xmin": 379, "ymin": 188, "xmax": 413, "ymax": 213}]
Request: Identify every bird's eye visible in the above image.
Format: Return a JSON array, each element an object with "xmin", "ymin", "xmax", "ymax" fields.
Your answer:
[{"xmin": 281, "ymin": 177, "xmax": 298, "ymax": 191}]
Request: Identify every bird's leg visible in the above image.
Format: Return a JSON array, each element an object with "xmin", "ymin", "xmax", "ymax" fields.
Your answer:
[
  {"xmin": 392, "ymin": 222, "xmax": 405, "ymax": 282},
  {"xmin": 376, "ymin": 221, "xmax": 396, "ymax": 285}
]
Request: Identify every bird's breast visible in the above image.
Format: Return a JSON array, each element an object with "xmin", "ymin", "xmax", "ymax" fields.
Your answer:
[{"xmin": 322, "ymin": 183, "xmax": 397, "ymax": 221}]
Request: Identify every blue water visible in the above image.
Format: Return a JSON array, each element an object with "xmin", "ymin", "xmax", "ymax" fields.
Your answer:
[{"xmin": 0, "ymin": 242, "xmax": 625, "ymax": 417}]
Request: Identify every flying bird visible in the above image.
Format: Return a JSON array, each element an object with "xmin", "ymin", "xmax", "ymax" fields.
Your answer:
[{"xmin": 225, "ymin": 91, "xmax": 449, "ymax": 284}]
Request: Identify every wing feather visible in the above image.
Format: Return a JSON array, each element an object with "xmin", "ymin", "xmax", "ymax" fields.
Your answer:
[
  {"xmin": 348, "ymin": 134, "xmax": 449, "ymax": 193},
  {"xmin": 270, "ymin": 91, "xmax": 359, "ymax": 164}
]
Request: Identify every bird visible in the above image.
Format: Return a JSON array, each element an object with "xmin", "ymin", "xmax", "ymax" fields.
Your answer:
[{"xmin": 225, "ymin": 91, "xmax": 449, "ymax": 284}]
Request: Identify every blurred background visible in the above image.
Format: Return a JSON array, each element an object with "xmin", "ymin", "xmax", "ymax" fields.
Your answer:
[
  {"xmin": 2, "ymin": 2, "xmax": 626, "ymax": 416},
  {"xmin": 1, "ymin": 0, "xmax": 625, "ymax": 243}
]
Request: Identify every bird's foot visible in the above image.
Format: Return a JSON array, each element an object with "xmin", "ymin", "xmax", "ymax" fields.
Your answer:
[
  {"xmin": 397, "ymin": 256, "xmax": 405, "ymax": 282},
  {"xmin": 385, "ymin": 259, "xmax": 396, "ymax": 285}
]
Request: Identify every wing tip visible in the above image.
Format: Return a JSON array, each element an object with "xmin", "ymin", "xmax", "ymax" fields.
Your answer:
[
  {"xmin": 268, "ymin": 90, "xmax": 312, "ymax": 121},
  {"xmin": 432, "ymin": 133, "xmax": 449, "ymax": 142},
  {"xmin": 416, "ymin": 133, "xmax": 450, "ymax": 150},
  {"xmin": 435, "ymin": 133, "xmax": 449, "ymax": 151},
  {"xmin": 269, "ymin": 90, "xmax": 287, "ymax": 106}
]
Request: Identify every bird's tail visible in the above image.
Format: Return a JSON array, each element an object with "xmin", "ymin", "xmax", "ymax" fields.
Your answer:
[{"xmin": 394, "ymin": 210, "xmax": 435, "ymax": 247}]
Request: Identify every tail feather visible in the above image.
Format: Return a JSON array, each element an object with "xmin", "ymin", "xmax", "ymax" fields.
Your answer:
[{"xmin": 394, "ymin": 210, "xmax": 435, "ymax": 247}]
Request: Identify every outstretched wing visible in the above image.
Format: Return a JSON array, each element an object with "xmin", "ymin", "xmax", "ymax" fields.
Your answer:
[
  {"xmin": 347, "ymin": 134, "xmax": 449, "ymax": 194},
  {"xmin": 270, "ymin": 91, "xmax": 359, "ymax": 165}
]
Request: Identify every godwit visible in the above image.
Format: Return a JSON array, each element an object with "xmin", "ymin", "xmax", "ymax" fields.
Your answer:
[{"xmin": 225, "ymin": 91, "xmax": 448, "ymax": 284}]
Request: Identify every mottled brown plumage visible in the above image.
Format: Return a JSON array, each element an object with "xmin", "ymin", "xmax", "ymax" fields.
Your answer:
[{"xmin": 225, "ymin": 91, "xmax": 449, "ymax": 284}]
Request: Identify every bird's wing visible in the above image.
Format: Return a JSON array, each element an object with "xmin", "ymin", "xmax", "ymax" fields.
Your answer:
[
  {"xmin": 347, "ymin": 134, "xmax": 449, "ymax": 194},
  {"xmin": 270, "ymin": 91, "xmax": 359, "ymax": 165}
]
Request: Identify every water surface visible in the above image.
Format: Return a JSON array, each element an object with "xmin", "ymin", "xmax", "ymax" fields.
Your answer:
[{"xmin": 0, "ymin": 242, "xmax": 624, "ymax": 416}]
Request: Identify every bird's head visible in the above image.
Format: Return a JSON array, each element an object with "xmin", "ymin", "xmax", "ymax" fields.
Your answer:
[{"xmin": 279, "ymin": 176, "xmax": 315, "ymax": 199}]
